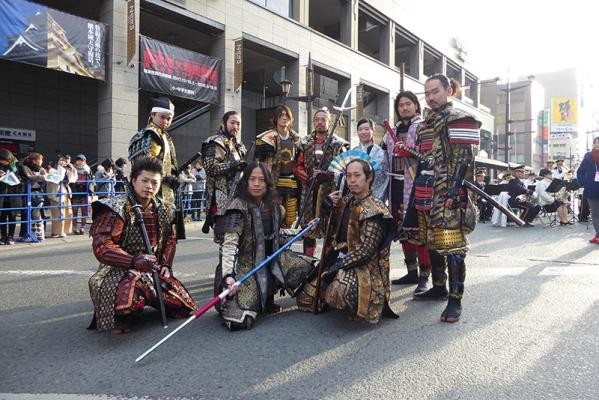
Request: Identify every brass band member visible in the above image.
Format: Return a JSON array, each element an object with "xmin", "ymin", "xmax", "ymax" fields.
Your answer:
[
  {"xmin": 474, "ymin": 170, "xmax": 493, "ymax": 222},
  {"xmin": 507, "ymin": 165, "xmax": 541, "ymax": 226},
  {"xmin": 535, "ymin": 168, "xmax": 573, "ymax": 225},
  {"xmin": 293, "ymin": 108, "xmax": 349, "ymax": 257},
  {"xmin": 255, "ymin": 105, "xmax": 302, "ymax": 228},
  {"xmin": 403, "ymin": 74, "xmax": 481, "ymax": 322},
  {"xmin": 128, "ymin": 97, "xmax": 178, "ymax": 203},
  {"xmin": 297, "ymin": 159, "xmax": 398, "ymax": 323}
]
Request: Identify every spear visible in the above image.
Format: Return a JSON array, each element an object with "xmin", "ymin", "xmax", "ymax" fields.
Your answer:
[
  {"xmin": 135, "ymin": 218, "xmax": 320, "ymax": 363},
  {"xmin": 294, "ymin": 86, "xmax": 356, "ymax": 228}
]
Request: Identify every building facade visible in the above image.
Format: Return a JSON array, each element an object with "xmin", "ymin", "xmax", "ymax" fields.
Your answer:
[{"xmin": 0, "ymin": 0, "xmax": 494, "ymax": 165}]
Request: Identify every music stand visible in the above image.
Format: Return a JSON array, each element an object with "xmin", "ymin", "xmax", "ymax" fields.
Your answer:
[{"xmin": 485, "ymin": 184, "xmax": 507, "ymax": 196}]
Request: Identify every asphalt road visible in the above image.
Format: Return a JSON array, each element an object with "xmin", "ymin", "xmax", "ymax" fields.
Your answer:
[{"xmin": 1, "ymin": 221, "xmax": 599, "ymax": 400}]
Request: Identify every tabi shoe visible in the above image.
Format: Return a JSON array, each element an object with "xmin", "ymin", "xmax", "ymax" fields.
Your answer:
[
  {"xmin": 414, "ymin": 276, "xmax": 429, "ymax": 295},
  {"xmin": 225, "ymin": 315, "xmax": 254, "ymax": 331},
  {"xmin": 6, "ymin": 236, "xmax": 15, "ymax": 245},
  {"xmin": 413, "ymin": 285, "xmax": 448, "ymax": 301},
  {"xmin": 392, "ymin": 269, "xmax": 418, "ymax": 285},
  {"xmin": 589, "ymin": 236, "xmax": 599, "ymax": 244},
  {"xmin": 440, "ymin": 298, "xmax": 462, "ymax": 323},
  {"xmin": 0, "ymin": 237, "xmax": 6, "ymax": 245}
]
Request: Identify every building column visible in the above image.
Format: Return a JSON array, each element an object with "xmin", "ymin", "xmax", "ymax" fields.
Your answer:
[
  {"xmin": 210, "ymin": 0, "xmax": 243, "ymax": 135},
  {"xmin": 97, "ymin": 0, "xmax": 140, "ymax": 160},
  {"xmin": 341, "ymin": 0, "xmax": 358, "ymax": 49},
  {"xmin": 293, "ymin": 0, "xmax": 309, "ymax": 25}
]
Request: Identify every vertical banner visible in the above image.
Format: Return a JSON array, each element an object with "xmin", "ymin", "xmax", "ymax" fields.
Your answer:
[
  {"xmin": 0, "ymin": 0, "xmax": 106, "ymax": 80},
  {"xmin": 233, "ymin": 39, "xmax": 243, "ymax": 92},
  {"xmin": 356, "ymin": 84, "xmax": 364, "ymax": 120},
  {"xmin": 140, "ymin": 35, "xmax": 221, "ymax": 103},
  {"xmin": 126, "ymin": 0, "xmax": 136, "ymax": 65}
]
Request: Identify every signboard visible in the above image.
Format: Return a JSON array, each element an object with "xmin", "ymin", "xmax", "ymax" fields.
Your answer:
[
  {"xmin": 126, "ymin": 0, "xmax": 136, "ymax": 65},
  {"xmin": 550, "ymin": 97, "xmax": 577, "ymax": 133},
  {"xmin": 140, "ymin": 35, "xmax": 221, "ymax": 104},
  {"xmin": 0, "ymin": 0, "xmax": 106, "ymax": 80},
  {"xmin": 233, "ymin": 39, "xmax": 243, "ymax": 92},
  {"xmin": 0, "ymin": 126, "xmax": 36, "ymax": 142},
  {"xmin": 356, "ymin": 84, "xmax": 364, "ymax": 119}
]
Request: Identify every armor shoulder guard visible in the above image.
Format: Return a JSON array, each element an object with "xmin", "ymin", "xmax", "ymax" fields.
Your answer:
[
  {"xmin": 214, "ymin": 209, "xmax": 244, "ymax": 235},
  {"xmin": 92, "ymin": 195, "xmax": 128, "ymax": 222},
  {"xmin": 129, "ymin": 127, "xmax": 160, "ymax": 160},
  {"xmin": 358, "ymin": 196, "xmax": 392, "ymax": 221},
  {"xmin": 256, "ymin": 130, "xmax": 277, "ymax": 147},
  {"xmin": 203, "ymin": 134, "xmax": 228, "ymax": 150},
  {"xmin": 332, "ymin": 134, "xmax": 350, "ymax": 149}
]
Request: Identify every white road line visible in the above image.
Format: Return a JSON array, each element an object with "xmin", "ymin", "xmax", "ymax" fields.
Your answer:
[
  {"xmin": 0, "ymin": 270, "xmax": 200, "ymax": 278},
  {"xmin": 0, "ymin": 270, "xmax": 95, "ymax": 276},
  {"xmin": 539, "ymin": 266, "xmax": 599, "ymax": 276},
  {"xmin": 0, "ymin": 394, "xmax": 179, "ymax": 400}
]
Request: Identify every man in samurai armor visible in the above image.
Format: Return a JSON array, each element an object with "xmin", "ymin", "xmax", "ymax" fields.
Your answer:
[
  {"xmin": 88, "ymin": 157, "xmax": 196, "ymax": 334},
  {"xmin": 255, "ymin": 105, "xmax": 302, "ymax": 228},
  {"xmin": 201, "ymin": 111, "xmax": 247, "ymax": 234},
  {"xmin": 403, "ymin": 74, "xmax": 481, "ymax": 323},
  {"xmin": 128, "ymin": 97, "xmax": 179, "ymax": 203},
  {"xmin": 213, "ymin": 162, "xmax": 317, "ymax": 330},
  {"xmin": 292, "ymin": 108, "xmax": 349, "ymax": 257},
  {"xmin": 383, "ymin": 91, "xmax": 432, "ymax": 294},
  {"xmin": 297, "ymin": 159, "xmax": 399, "ymax": 323}
]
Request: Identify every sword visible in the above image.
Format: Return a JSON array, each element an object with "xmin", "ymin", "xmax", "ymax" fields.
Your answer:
[
  {"xmin": 135, "ymin": 218, "xmax": 320, "ymax": 363},
  {"xmin": 462, "ymin": 180, "xmax": 525, "ymax": 226}
]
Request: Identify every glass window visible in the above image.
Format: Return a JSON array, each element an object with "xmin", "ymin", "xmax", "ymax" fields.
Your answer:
[{"xmin": 249, "ymin": 0, "xmax": 291, "ymax": 18}]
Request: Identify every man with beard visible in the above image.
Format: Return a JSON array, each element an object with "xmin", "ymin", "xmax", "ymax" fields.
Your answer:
[
  {"xmin": 385, "ymin": 91, "xmax": 431, "ymax": 294},
  {"xmin": 128, "ymin": 97, "xmax": 179, "ymax": 204},
  {"xmin": 403, "ymin": 74, "xmax": 481, "ymax": 322},
  {"xmin": 202, "ymin": 111, "xmax": 247, "ymax": 235},
  {"xmin": 292, "ymin": 108, "xmax": 349, "ymax": 257}
]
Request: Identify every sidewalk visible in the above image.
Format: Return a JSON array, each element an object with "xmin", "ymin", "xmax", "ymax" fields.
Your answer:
[{"xmin": 0, "ymin": 221, "xmax": 207, "ymax": 253}]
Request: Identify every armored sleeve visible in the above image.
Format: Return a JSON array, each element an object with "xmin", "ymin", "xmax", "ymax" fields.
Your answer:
[
  {"xmin": 214, "ymin": 210, "xmax": 244, "ymax": 277},
  {"xmin": 292, "ymin": 151, "xmax": 309, "ymax": 183},
  {"xmin": 341, "ymin": 217, "xmax": 384, "ymax": 270},
  {"xmin": 446, "ymin": 117, "xmax": 479, "ymax": 166},
  {"xmin": 90, "ymin": 208, "xmax": 134, "ymax": 268},
  {"xmin": 203, "ymin": 142, "xmax": 234, "ymax": 177}
]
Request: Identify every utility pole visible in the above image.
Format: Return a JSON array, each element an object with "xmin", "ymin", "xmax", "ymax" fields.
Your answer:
[{"xmin": 504, "ymin": 79, "xmax": 511, "ymax": 164}]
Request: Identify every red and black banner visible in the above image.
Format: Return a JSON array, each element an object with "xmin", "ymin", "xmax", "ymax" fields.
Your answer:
[{"xmin": 140, "ymin": 35, "xmax": 221, "ymax": 104}]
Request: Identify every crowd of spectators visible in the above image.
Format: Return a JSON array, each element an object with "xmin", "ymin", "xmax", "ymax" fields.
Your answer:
[{"xmin": 0, "ymin": 149, "xmax": 207, "ymax": 246}]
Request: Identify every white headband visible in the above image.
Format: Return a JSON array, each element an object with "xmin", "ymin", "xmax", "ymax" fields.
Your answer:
[{"xmin": 151, "ymin": 107, "xmax": 174, "ymax": 116}]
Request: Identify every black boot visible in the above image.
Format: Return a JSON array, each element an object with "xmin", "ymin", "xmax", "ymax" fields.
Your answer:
[
  {"xmin": 440, "ymin": 297, "xmax": 462, "ymax": 323},
  {"xmin": 392, "ymin": 269, "xmax": 418, "ymax": 285},
  {"xmin": 413, "ymin": 285, "xmax": 448, "ymax": 301},
  {"xmin": 414, "ymin": 275, "xmax": 429, "ymax": 295}
]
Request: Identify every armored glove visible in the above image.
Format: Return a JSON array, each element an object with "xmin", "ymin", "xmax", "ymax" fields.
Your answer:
[{"xmin": 132, "ymin": 254, "xmax": 159, "ymax": 273}]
